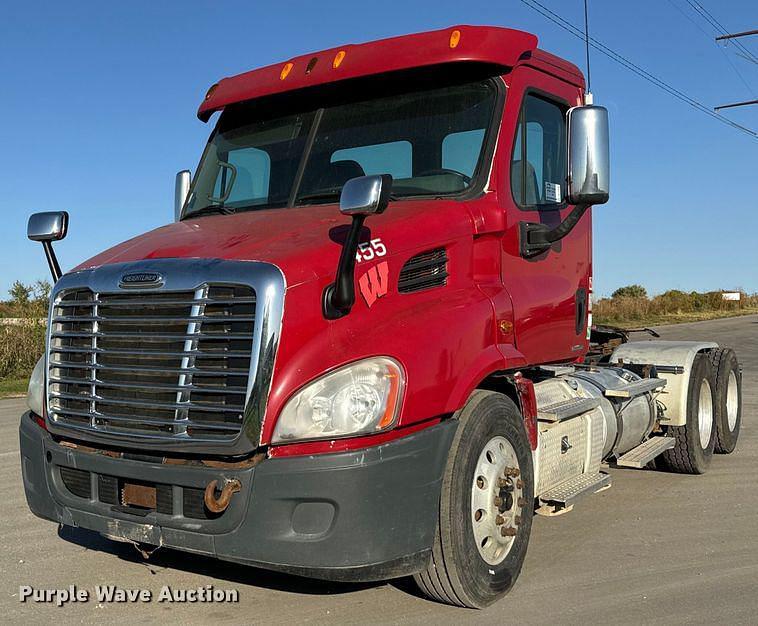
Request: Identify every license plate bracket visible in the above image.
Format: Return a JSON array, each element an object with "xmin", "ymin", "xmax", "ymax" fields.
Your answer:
[{"xmin": 122, "ymin": 482, "xmax": 157, "ymax": 509}]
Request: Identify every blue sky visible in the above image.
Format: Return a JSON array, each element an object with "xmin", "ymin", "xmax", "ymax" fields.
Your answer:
[{"xmin": 1, "ymin": 0, "xmax": 756, "ymax": 298}]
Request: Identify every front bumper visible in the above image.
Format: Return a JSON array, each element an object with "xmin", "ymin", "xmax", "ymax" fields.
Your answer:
[{"xmin": 20, "ymin": 414, "xmax": 457, "ymax": 582}]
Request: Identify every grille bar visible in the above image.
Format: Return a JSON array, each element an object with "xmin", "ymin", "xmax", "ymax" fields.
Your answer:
[
  {"xmin": 48, "ymin": 284, "xmax": 255, "ymax": 442},
  {"xmin": 55, "ymin": 297, "xmax": 255, "ymax": 307},
  {"xmin": 49, "ymin": 361, "xmax": 250, "ymax": 376},
  {"xmin": 49, "ymin": 376, "xmax": 247, "ymax": 395}
]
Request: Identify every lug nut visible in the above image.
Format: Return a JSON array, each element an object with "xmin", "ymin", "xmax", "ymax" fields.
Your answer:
[
  {"xmin": 515, "ymin": 515, "xmax": 522, "ymax": 526},
  {"xmin": 504, "ymin": 467, "xmax": 520, "ymax": 478},
  {"xmin": 500, "ymin": 527, "xmax": 517, "ymax": 537},
  {"xmin": 517, "ymin": 497, "xmax": 526, "ymax": 507},
  {"xmin": 498, "ymin": 478, "xmax": 509, "ymax": 488},
  {"xmin": 516, "ymin": 479, "xmax": 524, "ymax": 489},
  {"xmin": 494, "ymin": 496, "xmax": 503, "ymax": 507},
  {"xmin": 495, "ymin": 515, "xmax": 505, "ymax": 525}
]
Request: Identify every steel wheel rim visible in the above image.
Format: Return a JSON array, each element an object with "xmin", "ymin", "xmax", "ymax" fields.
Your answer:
[
  {"xmin": 726, "ymin": 371, "xmax": 739, "ymax": 431},
  {"xmin": 471, "ymin": 436, "xmax": 523, "ymax": 566},
  {"xmin": 698, "ymin": 379, "xmax": 713, "ymax": 449}
]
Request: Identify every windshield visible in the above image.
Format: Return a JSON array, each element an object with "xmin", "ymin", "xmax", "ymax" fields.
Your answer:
[{"xmin": 183, "ymin": 78, "xmax": 499, "ymax": 217}]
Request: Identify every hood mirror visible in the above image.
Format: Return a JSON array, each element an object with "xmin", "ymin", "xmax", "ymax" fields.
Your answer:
[
  {"xmin": 175, "ymin": 170, "xmax": 191, "ymax": 221},
  {"xmin": 339, "ymin": 174, "xmax": 392, "ymax": 216},
  {"xmin": 27, "ymin": 211, "xmax": 69, "ymax": 282}
]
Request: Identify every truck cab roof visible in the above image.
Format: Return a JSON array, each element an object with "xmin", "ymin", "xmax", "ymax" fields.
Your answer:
[{"xmin": 198, "ymin": 25, "xmax": 584, "ymax": 121}]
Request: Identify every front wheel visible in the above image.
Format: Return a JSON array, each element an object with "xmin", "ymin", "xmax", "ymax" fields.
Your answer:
[{"xmin": 414, "ymin": 390, "xmax": 534, "ymax": 608}]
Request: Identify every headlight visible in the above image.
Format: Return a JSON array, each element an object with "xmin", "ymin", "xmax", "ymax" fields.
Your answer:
[
  {"xmin": 272, "ymin": 357, "xmax": 405, "ymax": 443},
  {"xmin": 27, "ymin": 356, "xmax": 45, "ymax": 417}
]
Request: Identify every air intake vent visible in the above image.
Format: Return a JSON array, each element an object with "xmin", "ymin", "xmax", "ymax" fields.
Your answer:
[{"xmin": 398, "ymin": 248, "xmax": 449, "ymax": 293}]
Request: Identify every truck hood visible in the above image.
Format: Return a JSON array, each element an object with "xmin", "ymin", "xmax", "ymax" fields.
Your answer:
[{"xmin": 74, "ymin": 200, "xmax": 477, "ymax": 287}]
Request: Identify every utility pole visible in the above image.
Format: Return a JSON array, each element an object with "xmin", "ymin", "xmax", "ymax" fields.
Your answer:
[
  {"xmin": 716, "ymin": 29, "xmax": 758, "ymax": 41},
  {"xmin": 715, "ymin": 28, "xmax": 757, "ymax": 110}
]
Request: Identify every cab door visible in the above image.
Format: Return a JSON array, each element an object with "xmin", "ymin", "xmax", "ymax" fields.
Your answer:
[{"xmin": 499, "ymin": 68, "xmax": 591, "ymax": 365}]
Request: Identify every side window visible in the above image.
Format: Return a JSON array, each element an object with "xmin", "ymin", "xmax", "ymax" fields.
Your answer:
[
  {"xmin": 442, "ymin": 129, "xmax": 486, "ymax": 178},
  {"xmin": 511, "ymin": 94, "xmax": 566, "ymax": 208},
  {"xmin": 331, "ymin": 140, "xmax": 412, "ymax": 179}
]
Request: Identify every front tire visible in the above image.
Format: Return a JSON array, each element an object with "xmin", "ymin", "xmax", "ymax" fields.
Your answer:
[
  {"xmin": 659, "ymin": 353, "xmax": 716, "ymax": 474},
  {"xmin": 414, "ymin": 390, "xmax": 534, "ymax": 608}
]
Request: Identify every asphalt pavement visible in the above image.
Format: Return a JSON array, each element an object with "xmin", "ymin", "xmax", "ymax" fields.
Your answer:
[{"xmin": 2, "ymin": 315, "xmax": 756, "ymax": 624}]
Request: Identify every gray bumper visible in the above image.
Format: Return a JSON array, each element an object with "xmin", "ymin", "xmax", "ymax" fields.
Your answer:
[{"xmin": 19, "ymin": 414, "xmax": 456, "ymax": 582}]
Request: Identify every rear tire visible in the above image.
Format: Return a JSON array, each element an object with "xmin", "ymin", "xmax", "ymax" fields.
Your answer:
[
  {"xmin": 414, "ymin": 390, "xmax": 534, "ymax": 608},
  {"xmin": 659, "ymin": 353, "xmax": 716, "ymax": 474},
  {"xmin": 709, "ymin": 348, "xmax": 741, "ymax": 454}
]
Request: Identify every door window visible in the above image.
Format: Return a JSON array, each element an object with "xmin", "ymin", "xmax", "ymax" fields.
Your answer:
[{"xmin": 511, "ymin": 94, "xmax": 566, "ymax": 208}]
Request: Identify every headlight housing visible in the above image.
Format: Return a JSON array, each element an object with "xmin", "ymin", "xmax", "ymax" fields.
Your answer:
[
  {"xmin": 27, "ymin": 356, "xmax": 45, "ymax": 417},
  {"xmin": 272, "ymin": 357, "xmax": 405, "ymax": 443}
]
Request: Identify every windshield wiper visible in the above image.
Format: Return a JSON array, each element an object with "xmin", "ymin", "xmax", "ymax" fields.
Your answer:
[
  {"xmin": 297, "ymin": 190, "xmax": 402, "ymax": 205},
  {"xmin": 296, "ymin": 190, "xmax": 341, "ymax": 204},
  {"xmin": 185, "ymin": 204, "xmax": 236, "ymax": 218}
]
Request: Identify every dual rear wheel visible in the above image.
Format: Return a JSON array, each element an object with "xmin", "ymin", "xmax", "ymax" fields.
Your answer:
[{"xmin": 659, "ymin": 349, "xmax": 741, "ymax": 474}]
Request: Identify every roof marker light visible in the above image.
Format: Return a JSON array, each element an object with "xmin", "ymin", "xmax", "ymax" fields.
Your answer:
[
  {"xmin": 204, "ymin": 83, "xmax": 218, "ymax": 101},
  {"xmin": 280, "ymin": 62, "xmax": 293, "ymax": 80},
  {"xmin": 333, "ymin": 50, "xmax": 346, "ymax": 68},
  {"xmin": 449, "ymin": 29, "xmax": 461, "ymax": 48}
]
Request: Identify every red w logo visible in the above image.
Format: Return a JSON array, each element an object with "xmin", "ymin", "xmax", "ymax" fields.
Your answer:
[{"xmin": 358, "ymin": 261, "xmax": 389, "ymax": 308}]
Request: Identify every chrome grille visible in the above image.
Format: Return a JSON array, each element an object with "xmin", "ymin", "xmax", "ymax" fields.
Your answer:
[{"xmin": 47, "ymin": 285, "xmax": 255, "ymax": 442}]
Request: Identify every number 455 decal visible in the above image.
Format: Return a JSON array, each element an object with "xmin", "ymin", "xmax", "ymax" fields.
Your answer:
[{"xmin": 356, "ymin": 238, "xmax": 387, "ymax": 263}]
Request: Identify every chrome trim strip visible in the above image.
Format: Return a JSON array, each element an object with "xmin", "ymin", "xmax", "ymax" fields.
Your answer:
[{"xmin": 46, "ymin": 258, "xmax": 285, "ymax": 455}]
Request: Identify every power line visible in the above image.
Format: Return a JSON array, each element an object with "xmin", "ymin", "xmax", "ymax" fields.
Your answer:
[
  {"xmin": 517, "ymin": 0, "xmax": 758, "ymax": 139},
  {"xmin": 684, "ymin": 0, "xmax": 758, "ymax": 64},
  {"xmin": 666, "ymin": 0, "xmax": 755, "ymax": 99}
]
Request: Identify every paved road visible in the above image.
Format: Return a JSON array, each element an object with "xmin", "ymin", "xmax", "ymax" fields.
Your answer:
[{"xmin": 2, "ymin": 315, "xmax": 757, "ymax": 624}]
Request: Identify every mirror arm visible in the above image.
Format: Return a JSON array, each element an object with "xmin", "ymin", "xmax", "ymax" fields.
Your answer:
[
  {"xmin": 41, "ymin": 241, "xmax": 62, "ymax": 282},
  {"xmin": 519, "ymin": 203, "xmax": 590, "ymax": 258},
  {"xmin": 323, "ymin": 214, "xmax": 367, "ymax": 319}
]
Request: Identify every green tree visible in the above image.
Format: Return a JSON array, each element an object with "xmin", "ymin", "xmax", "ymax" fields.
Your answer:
[
  {"xmin": 9, "ymin": 281, "xmax": 31, "ymax": 305},
  {"xmin": 611, "ymin": 284, "xmax": 648, "ymax": 299}
]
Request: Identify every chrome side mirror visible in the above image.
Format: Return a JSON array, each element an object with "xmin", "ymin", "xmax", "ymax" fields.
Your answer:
[
  {"xmin": 175, "ymin": 170, "xmax": 191, "ymax": 221},
  {"xmin": 324, "ymin": 174, "xmax": 393, "ymax": 319},
  {"xmin": 339, "ymin": 174, "xmax": 392, "ymax": 216},
  {"xmin": 27, "ymin": 211, "xmax": 69, "ymax": 282},
  {"xmin": 567, "ymin": 105, "xmax": 610, "ymax": 205},
  {"xmin": 27, "ymin": 211, "xmax": 68, "ymax": 242}
]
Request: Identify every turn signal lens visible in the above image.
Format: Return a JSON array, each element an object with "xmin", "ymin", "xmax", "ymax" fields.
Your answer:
[
  {"xmin": 280, "ymin": 62, "xmax": 293, "ymax": 80},
  {"xmin": 333, "ymin": 50, "xmax": 346, "ymax": 68},
  {"xmin": 449, "ymin": 29, "xmax": 461, "ymax": 48}
]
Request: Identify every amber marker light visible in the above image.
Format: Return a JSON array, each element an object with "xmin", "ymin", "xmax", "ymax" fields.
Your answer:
[
  {"xmin": 333, "ymin": 50, "xmax": 346, "ymax": 68},
  {"xmin": 449, "ymin": 29, "xmax": 461, "ymax": 48},
  {"xmin": 280, "ymin": 62, "xmax": 293, "ymax": 80},
  {"xmin": 377, "ymin": 369, "xmax": 403, "ymax": 430},
  {"xmin": 204, "ymin": 83, "xmax": 218, "ymax": 100}
]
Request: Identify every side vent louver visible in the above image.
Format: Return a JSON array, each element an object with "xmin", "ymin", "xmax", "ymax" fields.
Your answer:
[{"xmin": 398, "ymin": 248, "xmax": 449, "ymax": 293}]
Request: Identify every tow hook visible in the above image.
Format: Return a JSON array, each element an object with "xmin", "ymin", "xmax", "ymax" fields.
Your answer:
[{"xmin": 204, "ymin": 478, "xmax": 241, "ymax": 513}]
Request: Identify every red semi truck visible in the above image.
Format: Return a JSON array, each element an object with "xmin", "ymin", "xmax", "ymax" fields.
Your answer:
[{"xmin": 21, "ymin": 25, "xmax": 742, "ymax": 608}]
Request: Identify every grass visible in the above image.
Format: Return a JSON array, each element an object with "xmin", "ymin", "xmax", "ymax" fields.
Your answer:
[
  {"xmin": 593, "ymin": 289, "xmax": 758, "ymax": 328},
  {"xmin": 0, "ymin": 376, "xmax": 28, "ymax": 399}
]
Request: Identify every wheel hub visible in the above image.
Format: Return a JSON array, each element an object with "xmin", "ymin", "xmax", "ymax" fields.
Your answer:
[
  {"xmin": 698, "ymin": 378, "xmax": 714, "ymax": 449},
  {"xmin": 471, "ymin": 436, "xmax": 524, "ymax": 565}
]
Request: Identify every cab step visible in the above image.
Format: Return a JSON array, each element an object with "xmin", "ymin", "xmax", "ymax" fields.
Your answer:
[
  {"xmin": 616, "ymin": 436, "xmax": 676, "ymax": 468},
  {"xmin": 537, "ymin": 397, "xmax": 601, "ymax": 423},
  {"xmin": 604, "ymin": 377, "xmax": 666, "ymax": 398},
  {"xmin": 539, "ymin": 472, "xmax": 612, "ymax": 508}
]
